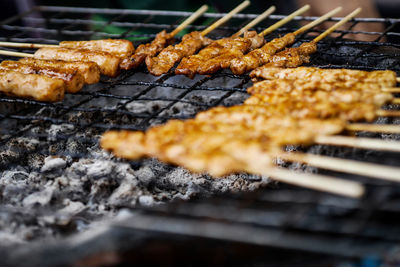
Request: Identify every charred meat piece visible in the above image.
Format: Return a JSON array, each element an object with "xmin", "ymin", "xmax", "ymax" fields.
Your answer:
[
  {"xmin": 230, "ymin": 33, "xmax": 296, "ymax": 75},
  {"xmin": 0, "ymin": 69, "xmax": 65, "ymax": 102},
  {"xmin": 120, "ymin": 30, "xmax": 173, "ymax": 70},
  {"xmin": 176, "ymin": 31, "xmax": 264, "ymax": 78},
  {"xmin": 146, "ymin": 31, "xmax": 212, "ymax": 76},
  {"xmin": 19, "ymin": 58, "xmax": 100, "ymax": 84},
  {"xmin": 266, "ymin": 42, "xmax": 317, "ymax": 68},
  {"xmin": 0, "ymin": 60, "xmax": 85, "ymax": 93},
  {"xmin": 34, "ymin": 47, "xmax": 121, "ymax": 77}
]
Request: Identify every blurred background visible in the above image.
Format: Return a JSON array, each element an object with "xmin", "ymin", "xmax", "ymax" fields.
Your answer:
[{"xmin": 0, "ymin": 0, "xmax": 399, "ymax": 42}]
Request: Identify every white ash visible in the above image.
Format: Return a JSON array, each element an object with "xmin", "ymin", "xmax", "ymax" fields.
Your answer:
[{"xmin": 41, "ymin": 156, "xmax": 67, "ymax": 172}]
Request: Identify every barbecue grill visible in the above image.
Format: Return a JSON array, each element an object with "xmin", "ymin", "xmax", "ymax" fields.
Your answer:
[{"xmin": 1, "ymin": 5, "xmax": 400, "ymax": 266}]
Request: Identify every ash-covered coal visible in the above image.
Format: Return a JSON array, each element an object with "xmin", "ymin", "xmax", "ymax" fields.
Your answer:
[{"xmin": 0, "ymin": 84, "xmax": 266, "ymax": 248}]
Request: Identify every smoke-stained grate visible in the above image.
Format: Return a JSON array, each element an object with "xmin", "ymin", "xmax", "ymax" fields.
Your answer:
[{"xmin": 1, "ymin": 6, "xmax": 400, "ymax": 266}]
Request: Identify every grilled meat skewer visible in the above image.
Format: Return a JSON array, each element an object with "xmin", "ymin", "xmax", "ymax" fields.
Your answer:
[
  {"xmin": 59, "ymin": 39, "xmax": 135, "ymax": 58},
  {"xmin": 0, "ymin": 60, "xmax": 85, "ymax": 93},
  {"xmin": 250, "ymin": 66, "xmax": 397, "ymax": 87},
  {"xmin": 34, "ymin": 47, "xmax": 121, "ymax": 77},
  {"xmin": 19, "ymin": 58, "xmax": 100, "ymax": 84},
  {"xmin": 0, "ymin": 70, "xmax": 65, "ymax": 102},
  {"xmin": 120, "ymin": 30, "xmax": 173, "ymax": 70}
]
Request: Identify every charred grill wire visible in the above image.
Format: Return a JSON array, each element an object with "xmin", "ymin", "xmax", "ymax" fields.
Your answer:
[{"xmin": 1, "ymin": 5, "xmax": 400, "ymax": 265}]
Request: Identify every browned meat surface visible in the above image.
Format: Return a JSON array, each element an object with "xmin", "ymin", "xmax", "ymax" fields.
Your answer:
[
  {"xmin": 34, "ymin": 47, "xmax": 121, "ymax": 77},
  {"xmin": 176, "ymin": 31, "xmax": 264, "ymax": 77},
  {"xmin": 60, "ymin": 39, "xmax": 134, "ymax": 58},
  {"xmin": 266, "ymin": 42, "xmax": 317, "ymax": 68},
  {"xmin": 0, "ymin": 60, "xmax": 85, "ymax": 93},
  {"xmin": 19, "ymin": 58, "xmax": 100, "ymax": 84},
  {"xmin": 230, "ymin": 33, "xmax": 296, "ymax": 75},
  {"xmin": 248, "ymin": 79, "xmax": 389, "ymax": 95},
  {"xmin": 250, "ymin": 66, "xmax": 397, "ymax": 87},
  {"xmin": 146, "ymin": 31, "xmax": 212, "ymax": 76},
  {"xmin": 101, "ymin": 113, "xmax": 345, "ymax": 177},
  {"xmin": 0, "ymin": 70, "xmax": 65, "ymax": 102},
  {"xmin": 120, "ymin": 30, "xmax": 173, "ymax": 70}
]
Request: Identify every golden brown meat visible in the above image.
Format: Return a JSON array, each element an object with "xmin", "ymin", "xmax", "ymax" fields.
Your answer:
[
  {"xmin": 101, "ymin": 113, "xmax": 345, "ymax": 177},
  {"xmin": 0, "ymin": 69, "xmax": 65, "ymax": 102},
  {"xmin": 266, "ymin": 41, "xmax": 317, "ymax": 68},
  {"xmin": 250, "ymin": 66, "xmax": 397, "ymax": 88},
  {"xmin": 34, "ymin": 47, "xmax": 121, "ymax": 77},
  {"xmin": 145, "ymin": 31, "xmax": 212, "ymax": 76},
  {"xmin": 0, "ymin": 60, "xmax": 85, "ymax": 93},
  {"xmin": 230, "ymin": 33, "xmax": 296, "ymax": 75},
  {"xmin": 175, "ymin": 31, "xmax": 265, "ymax": 77},
  {"xmin": 59, "ymin": 39, "xmax": 134, "ymax": 58},
  {"xmin": 19, "ymin": 58, "xmax": 100, "ymax": 84},
  {"xmin": 120, "ymin": 30, "xmax": 173, "ymax": 70},
  {"xmin": 247, "ymin": 79, "xmax": 388, "ymax": 95}
]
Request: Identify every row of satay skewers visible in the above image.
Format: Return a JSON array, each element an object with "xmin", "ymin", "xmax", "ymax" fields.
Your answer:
[
  {"xmin": 2, "ymin": 2, "xmax": 400, "ymax": 197},
  {"xmin": 0, "ymin": 2, "xmax": 357, "ymax": 101}
]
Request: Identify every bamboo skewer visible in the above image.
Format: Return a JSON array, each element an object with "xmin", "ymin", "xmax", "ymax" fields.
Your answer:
[
  {"xmin": 346, "ymin": 123, "xmax": 400, "ymax": 134},
  {"xmin": 0, "ymin": 5, "xmax": 210, "ymax": 50},
  {"xmin": 258, "ymin": 167, "xmax": 364, "ymax": 198},
  {"xmin": 279, "ymin": 152, "xmax": 400, "ymax": 183},
  {"xmin": 201, "ymin": 0, "xmax": 251, "ymax": 36},
  {"xmin": 397, "ymin": 77, "xmax": 400, "ymax": 83},
  {"xmin": 315, "ymin": 135, "xmax": 400, "ymax": 153},
  {"xmin": 391, "ymin": 98, "xmax": 400, "ymax": 104},
  {"xmin": 169, "ymin": 5, "xmax": 209, "ymax": 37},
  {"xmin": 313, "ymin": 8, "xmax": 362, "ymax": 43},
  {"xmin": 382, "ymin": 88, "xmax": 400, "ymax": 93},
  {"xmin": 233, "ymin": 6, "xmax": 276, "ymax": 37},
  {"xmin": 293, "ymin": 7, "xmax": 343, "ymax": 35},
  {"xmin": 376, "ymin": 110, "xmax": 400, "ymax": 117},
  {"xmin": 259, "ymin": 4, "xmax": 310, "ymax": 37}
]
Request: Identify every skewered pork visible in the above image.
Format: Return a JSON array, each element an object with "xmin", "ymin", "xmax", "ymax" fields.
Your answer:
[
  {"xmin": 34, "ymin": 47, "xmax": 121, "ymax": 77},
  {"xmin": 120, "ymin": 30, "xmax": 173, "ymax": 70},
  {"xmin": 19, "ymin": 58, "xmax": 100, "ymax": 84},
  {"xmin": 145, "ymin": 31, "xmax": 212, "ymax": 76},
  {"xmin": 0, "ymin": 60, "xmax": 85, "ymax": 93},
  {"xmin": 59, "ymin": 39, "xmax": 134, "ymax": 58},
  {"xmin": 0, "ymin": 69, "xmax": 65, "ymax": 102},
  {"xmin": 250, "ymin": 66, "xmax": 397, "ymax": 88}
]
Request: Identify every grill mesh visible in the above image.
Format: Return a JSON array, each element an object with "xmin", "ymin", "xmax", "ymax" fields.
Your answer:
[{"xmin": 1, "ymin": 6, "xmax": 400, "ymax": 262}]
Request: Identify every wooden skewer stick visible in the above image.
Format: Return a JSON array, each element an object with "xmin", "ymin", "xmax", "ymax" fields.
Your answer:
[
  {"xmin": 233, "ymin": 6, "xmax": 276, "ymax": 37},
  {"xmin": 280, "ymin": 152, "xmax": 400, "ymax": 183},
  {"xmin": 382, "ymin": 87, "xmax": 400, "ymax": 93},
  {"xmin": 376, "ymin": 109, "xmax": 400, "ymax": 117},
  {"xmin": 169, "ymin": 5, "xmax": 209, "ymax": 37},
  {"xmin": 259, "ymin": 4, "xmax": 310, "ymax": 37},
  {"xmin": 0, "ymin": 5, "xmax": 209, "ymax": 50},
  {"xmin": 346, "ymin": 123, "xmax": 400, "ymax": 134},
  {"xmin": 313, "ymin": 8, "xmax": 362, "ymax": 43},
  {"xmin": 397, "ymin": 77, "xmax": 400, "ymax": 83},
  {"xmin": 256, "ymin": 166, "xmax": 364, "ymax": 198},
  {"xmin": 0, "ymin": 50, "xmax": 33, "ymax": 58},
  {"xmin": 201, "ymin": 0, "xmax": 251, "ymax": 36},
  {"xmin": 315, "ymin": 135, "xmax": 400, "ymax": 153},
  {"xmin": 293, "ymin": 7, "xmax": 343, "ymax": 35},
  {"xmin": 391, "ymin": 98, "xmax": 400, "ymax": 104}
]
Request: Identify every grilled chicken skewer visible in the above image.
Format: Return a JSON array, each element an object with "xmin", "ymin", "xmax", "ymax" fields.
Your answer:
[
  {"xmin": 0, "ymin": 60, "xmax": 85, "ymax": 93},
  {"xmin": 18, "ymin": 58, "xmax": 100, "ymax": 84},
  {"xmin": 0, "ymin": 39, "xmax": 135, "ymax": 59},
  {"xmin": 145, "ymin": 0, "xmax": 252, "ymax": 76},
  {"xmin": 175, "ymin": 5, "xmax": 312, "ymax": 78},
  {"xmin": 250, "ymin": 66, "xmax": 397, "ymax": 86},
  {"xmin": 258, "ymin": 8, "xmax": 362, "ymax": 69},
  {"xmin": 0, "ymin": 69, "xmax": 65, "ymax": 102},
  {"xmin": 120, "ymin": 5, "xmax": 209, "ymax": 70}
]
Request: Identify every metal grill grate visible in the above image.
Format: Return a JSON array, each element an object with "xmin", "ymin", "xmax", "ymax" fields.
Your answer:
[{"xmin": 1, "ymin": 6, "xmax": 400, "ymax": 264}]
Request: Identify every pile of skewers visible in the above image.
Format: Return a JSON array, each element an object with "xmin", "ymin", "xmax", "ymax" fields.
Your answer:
[{"xmin": 2, "ymin": 2, "xmax": 400, "ymax": 198}]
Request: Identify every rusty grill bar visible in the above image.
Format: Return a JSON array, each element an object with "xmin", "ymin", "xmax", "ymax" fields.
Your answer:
[{"xmin": 1, "ymin": 6, "xmax": 400, "ymax": 265}]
